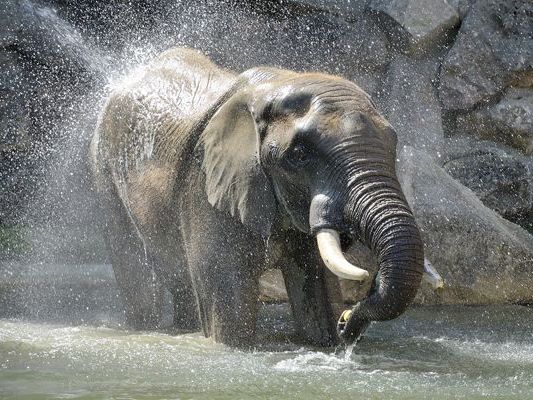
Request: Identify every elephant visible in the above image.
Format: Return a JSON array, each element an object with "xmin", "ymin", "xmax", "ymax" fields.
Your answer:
[{"xmin": 90, "ymin": 47, "xmax": 430, "ymax": 347}]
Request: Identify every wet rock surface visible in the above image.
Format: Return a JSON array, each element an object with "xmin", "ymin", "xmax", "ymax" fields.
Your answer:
[
  {"xmin": 368, "ymin": 0, "xmax": 460, "ymax": 54},
  {"xmin": 439, "ymin": 0, "xmax": 533, "ymax": 111},
  {"xmin": 443, "ymin": 136, "xmax": 533, "ymax": 225},
  {"xmin": 0, "ymin": 0, "xmax": 532, "ymax": 305},
  {"xmin": 379, "ymin": 54, "xmax": 444, "ymax": 157},
  {"xmin": 455, "ymin": 88, "xmax": 533, "ymax": 155},
  {"xmin": 399, "ymin": 146, "xmax": 533, "ymax": 304}
]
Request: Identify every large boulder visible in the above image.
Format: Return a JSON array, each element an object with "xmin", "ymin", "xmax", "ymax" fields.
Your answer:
[
  {"xmin": 439, "ymin": 0, "xmax": 533, "ymax": 111},
  {"xmin": 446, "ymin": 0, "xmax": 476, "ymax": 20},
  {"xmin": 0, "ymin": 0, "xmax": 109, "ymax": 81},
  {"xmin": 368, "ymin": 0, "xmax": 459, "ymax": 54},
  {"xmin": 455, "ymin": 88, "xmax": 533, "ymax": 155},
  {"xmin": 442, "ymin": 136, "xmax": 533, "ymax": 225},
  {"xmin": 398, "ymin": 146, "xmax": 533, "ymax": 304},
  {"xmin": 379, "ymin": 54, "xmax": 444, "ymax": 158},
  {"xmin": 285, "ymin": 0, "xmax": 369, "ymax": 17},
  {"xmin": 0, "ymin": 262, "xmax": 125, "ymax": 324},
  {"xmin": 0, "ymin": 51, "xmax": 29, "ymax": 151},
  {"xmin": 282, "ymin": 11, "xmax": 390, "ymax": 86}
]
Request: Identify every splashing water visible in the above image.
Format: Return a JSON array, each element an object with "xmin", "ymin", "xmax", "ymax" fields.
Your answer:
[
  {"xmin": 2, "ymin": 2, "xmax": 533, "ymax": 399},
  {"xmin": 2, "ymin": 304, "xmax": 533, "ymax": 399}
]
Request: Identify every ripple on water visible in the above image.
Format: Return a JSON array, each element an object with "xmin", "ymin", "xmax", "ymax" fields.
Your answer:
[{"xmin": 2, "ymin": 306, "xmax": 533, "ymax": 399}]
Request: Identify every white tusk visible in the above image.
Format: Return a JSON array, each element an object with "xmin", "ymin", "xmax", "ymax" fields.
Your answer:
[
  {"xmin": 316, "ymin": 229, "xmax": 369, "ymax": 281},
  {"xmin": 423, "ymin": 258, "xmax": 444, "ymax": 289}
]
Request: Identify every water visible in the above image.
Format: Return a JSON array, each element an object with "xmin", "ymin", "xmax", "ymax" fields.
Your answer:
[
  {"xmin": 1, "ymin": 303, "xmax": 533, "ymax": 399},
  {"xmin": 4, "ymin": 2, "xmax": 533, "ymax": 399}
]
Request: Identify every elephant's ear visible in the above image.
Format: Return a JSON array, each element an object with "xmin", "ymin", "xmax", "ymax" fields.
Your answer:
[{"xmin": 198, "ymin": 90, "xmax": 277, "ymax": 236}]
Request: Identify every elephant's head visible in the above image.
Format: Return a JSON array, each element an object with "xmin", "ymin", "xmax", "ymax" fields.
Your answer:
[{"xmin": 198, "ymin": 68, "xmax": 424, "ymax": 343}]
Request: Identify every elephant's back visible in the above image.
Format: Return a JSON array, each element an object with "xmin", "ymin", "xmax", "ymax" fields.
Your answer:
[
  {"xmin": 93, "ymin": 47, "xmax": 235, "ymax": 167},
  {"xmin": 118, "ymin": 47, "xmax": 235, "ymax": 119},
  {"xmin": 91, "ymin": 47, "xmax": 235, "ymax": 205}
]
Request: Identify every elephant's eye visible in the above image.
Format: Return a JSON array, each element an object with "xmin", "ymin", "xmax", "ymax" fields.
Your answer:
[{"xmin": 286, "ymin": 143, "xmax": 312, "ymax": 168}]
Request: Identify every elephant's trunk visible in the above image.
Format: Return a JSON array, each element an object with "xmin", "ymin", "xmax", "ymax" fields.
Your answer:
[
  {"xmin": 344, "ymin": 182, "xmax": 424, "ymax": 342},
  {"xmin": 311, "ymin": 177, "xmax": 424, "ymax": 343}
]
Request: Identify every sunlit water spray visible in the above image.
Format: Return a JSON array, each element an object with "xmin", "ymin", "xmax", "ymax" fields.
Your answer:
[{"xmin": 2, "ymin": 1, "xmax": 533, "ymax": 399}]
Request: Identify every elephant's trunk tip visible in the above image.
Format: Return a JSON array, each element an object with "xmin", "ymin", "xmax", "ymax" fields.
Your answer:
[{"xmin": 316, "ymin": 229, "xmax": 369, "ymax": 281}]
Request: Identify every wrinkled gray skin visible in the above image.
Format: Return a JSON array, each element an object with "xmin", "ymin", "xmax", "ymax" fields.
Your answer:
[{"xmin": 90, "ymin": 48, "xmax": 424, "ymax": 347}]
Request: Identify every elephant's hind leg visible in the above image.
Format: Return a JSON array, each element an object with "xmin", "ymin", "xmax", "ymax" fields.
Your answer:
[
  {"xmin": 146, "ymin": 242, "xmax": 201, "ymax": 331},
  {"xmin": 101, "ymin": 187, "xmax": 165, "ymax": 330},
  {"xmin": 171, "ymin": 278, "xmax": 201, "ymax": 331}
]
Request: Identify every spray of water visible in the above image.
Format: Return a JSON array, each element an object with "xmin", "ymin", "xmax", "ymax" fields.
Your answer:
[{"xmin": 0, "ymin": 0, "xmax": 389, "ymax": 324}]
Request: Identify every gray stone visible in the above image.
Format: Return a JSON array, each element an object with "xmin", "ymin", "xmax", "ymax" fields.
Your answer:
[
  {"xmin": 349, "ymin": 72, "xmax": 380, "ymax": 98},
  {"xmin": 379, "ymin": 54, "xmax": 444, "ymax": 158},
  {"xmin": 0, "ymin": 51, "xmax": 21, "ymax": 92},
  {"xmin": 0, "ymin": 0, "xmax": 23, "ymax": 48},
  {"xmin": 439, "ymin": 0, "xmax": 533, "ymax": 111},
  {"xmin": 455, "ymin": 88, "xmax": 533, "ymax": 155},
  {"xmin": 398, "ymin": 146, "xmax": 533, "ymax": 305},
  {"xmin": 286, "ymin": 0, "xmax": 369, "ymax": 17},
  {"xmin": 368, "ymin": 0, "xmax": 459, "ymax": 53},
  {"xmin": 443, "ymin": 136, "xmax": 533, "ymax": 224},
  {"xmin": 445, "ymin": 0, "xmax": 476, "ymax": 20},
  {"xmin": 294, "ymin": 12, "xmax": 391, "ymax": 73},
  {"xmin": 0, "ymin": 94, "xmax": 30, "ymax": 150},
  {"xmin": 1, "ymin": 0, "xmax": 109, "ymax": 79},
  {"xmin": 0, "ymin": 51, "xmax": 29, "ymax": 151},
  {"xmin": 259, "ymin": 270, "xmax": 288, "ymax": 302}
]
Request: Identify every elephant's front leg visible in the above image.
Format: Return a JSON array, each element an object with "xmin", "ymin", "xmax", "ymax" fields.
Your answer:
[
  {"xmin": 204, "ymin": 271, "xmax": 260, "ymax": 347},
  {"xmin": 281, "ymin": 231, "xmax": 342, "ymax": 347},
  {"xmin": 184, "ymin": 213, "xmax": 264, "ymax": 347},
  {"xmin": 190, "ymin": 259, "xmax": 260, "ymax": 347}
]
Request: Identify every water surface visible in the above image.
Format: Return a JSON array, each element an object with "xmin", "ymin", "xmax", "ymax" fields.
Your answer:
[{"xmin": 1, "ymin": 304, "xmax": 533, "ymax": 399}]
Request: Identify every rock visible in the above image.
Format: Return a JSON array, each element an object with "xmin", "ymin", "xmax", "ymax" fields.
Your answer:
[
  {"xmin": 0, "ymin": 262, "xmax": 127, "ymax": 324},
  {"xmin": 379, "ymin": 54, "xmax": 444, "ymax": 158},
  {"xmin": 368, "ymin": 0, "xmax": 460, "ymax": 54},
  {"xmin": 439, "ymin": 0, "xmax": 533, "ymax": 111},
  {"xmin": 0, "ymin": 51, "xmax": 29, "ymax": 151},
  {"xmin": 1, "ymin": 0, "xmax": 109, "ymax": 81},
  {"xmin": 0, "ymin": 95, "xmax": 29, "ymax": 150},
  {"xmin": 285, "ymin": 0, "xmax": 369, "ymax": 17},
  {"xmin": 398, "ymin": 146, "xmax": 533, "ymax": 304},
  {"xmin": 159, "ymin": 3, "xmax": 389, "ymax": 94},
  {"xmin": 442, "ymin": 136, "xmax": 533, "ymax": 226},
  {"xmin": 285, "ymin": 11, "xmax": 391, "ymax": 75},
  {"xmin": 0, "ymin": 0, "xmax": 25, "ymax": 49},
  {"xmin": 455, "ymin": 88, "xmax": 533, "ymax": 155},
  {"xmin": 445, "ymin": 0, "xmax": 476, "ymax": 20}
]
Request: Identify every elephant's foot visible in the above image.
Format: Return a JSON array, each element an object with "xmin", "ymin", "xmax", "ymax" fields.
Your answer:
[
  {"xmin": 210, "ymin": 319, "xmax": 257, "ymax": 348},
  {"xmin": 121, "ymin": 278, "xmax": 165, "ymax": 330},
  {"xmin": 123, "ymin": 295, "xmax": 163, "ymax": 330}
]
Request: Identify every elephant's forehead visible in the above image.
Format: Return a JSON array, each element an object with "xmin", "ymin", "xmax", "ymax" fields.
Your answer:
[
  {"xmin": 260, "ymin": 78, "xmax": 378, "ymax": 120},
  {"xmin": 298, "ymin": 108, "xmax": 383, "ymax": 140}
]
